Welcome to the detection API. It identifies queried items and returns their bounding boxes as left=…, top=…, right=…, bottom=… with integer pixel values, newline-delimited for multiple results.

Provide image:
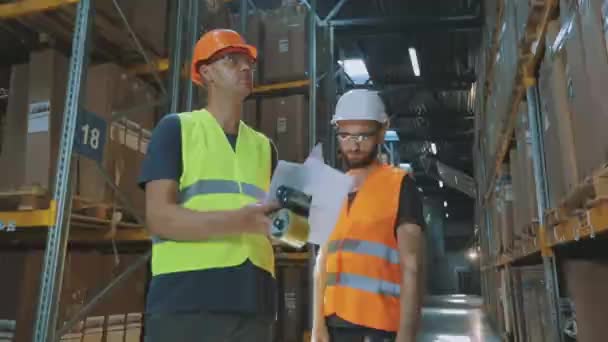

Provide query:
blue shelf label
left=74, top=110, right=107, bottom=164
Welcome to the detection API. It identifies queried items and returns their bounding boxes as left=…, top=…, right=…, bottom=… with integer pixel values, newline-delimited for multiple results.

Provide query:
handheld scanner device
left=269, top=186, right=312, bottom=248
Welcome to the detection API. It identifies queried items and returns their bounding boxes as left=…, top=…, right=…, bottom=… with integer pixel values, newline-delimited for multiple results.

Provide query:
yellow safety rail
left=492, top=200, right=608, bottom=268
left=252, top=80, right=310, bottom=94
left=0, top=0, right=78, bottom=19
left=0, top=200, right=57, bottom=229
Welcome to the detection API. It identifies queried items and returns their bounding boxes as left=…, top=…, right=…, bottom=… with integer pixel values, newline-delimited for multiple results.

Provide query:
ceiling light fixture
left=431, top=142, right=437, bottom=155
left=338, top=59, right=370, bottom=85
left=409, top=47, right=421, bottom=77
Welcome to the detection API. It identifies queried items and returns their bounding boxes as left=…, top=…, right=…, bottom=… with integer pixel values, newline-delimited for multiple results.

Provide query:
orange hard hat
left=191, top=29, right=257, bottom=85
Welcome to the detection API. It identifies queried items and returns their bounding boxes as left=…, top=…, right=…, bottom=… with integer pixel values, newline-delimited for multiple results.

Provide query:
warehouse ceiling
left=0, top=0, right=480, bottom=243
left=318, top=0, right=482, bottom=237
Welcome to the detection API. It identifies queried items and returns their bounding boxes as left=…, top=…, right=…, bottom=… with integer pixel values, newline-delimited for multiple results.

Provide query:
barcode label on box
left=277, top=117, right=287, bottom=133
left=504, top=184, right=514, bottom=201
left=279, top=39, right=289, bottom=53
left=28, top=101, right=51, bottom=133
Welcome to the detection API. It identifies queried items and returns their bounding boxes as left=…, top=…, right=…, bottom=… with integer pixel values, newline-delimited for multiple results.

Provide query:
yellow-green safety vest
left=151, top=109, right=275, bottom=277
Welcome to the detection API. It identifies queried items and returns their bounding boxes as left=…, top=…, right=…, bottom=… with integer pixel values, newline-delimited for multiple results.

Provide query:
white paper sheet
left=264, top=143, right=354, bottom=245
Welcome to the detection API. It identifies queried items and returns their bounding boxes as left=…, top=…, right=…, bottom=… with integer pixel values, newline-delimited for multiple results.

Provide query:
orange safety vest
left=324, top=164, right=406, bottom=332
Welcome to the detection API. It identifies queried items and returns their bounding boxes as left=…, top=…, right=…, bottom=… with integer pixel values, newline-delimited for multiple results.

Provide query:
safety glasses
left=336, top=130, right=379, bottom=144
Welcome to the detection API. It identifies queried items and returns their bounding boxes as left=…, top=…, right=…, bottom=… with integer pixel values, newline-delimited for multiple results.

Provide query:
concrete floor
left=418, top=295, right=501, bottom=342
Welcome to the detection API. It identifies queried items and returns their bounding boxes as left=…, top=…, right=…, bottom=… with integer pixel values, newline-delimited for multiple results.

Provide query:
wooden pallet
left=72, top=196, right=121, bottom=221
left=561, top=165, right=608, bottom=213
left=545, top=165, right=608, bottom=246
left=0, top=186, right=50, bottom=211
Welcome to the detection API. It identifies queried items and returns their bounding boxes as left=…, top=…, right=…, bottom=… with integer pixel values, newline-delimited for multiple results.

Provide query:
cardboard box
left=561, top=0, right=608, bottom=181
left=0, top=65, right=29, bottom=192
left=232, top=13, right=264, bottom=86
left=577, top=0, right=608, bottom=164
left=515, top=103, right=539, bottom=231
left=498, top=175, right=514, bottom=253
left=509, top=148, right=524, bottom=243
left=95, top=0, right=167, bottom=56
left=260, top=95, right=309, bottom=163
left=563, top=259, right=608, bottom=342
left=540, top=20, right=581, bottom=208
left=83, top=63, right=156, bottom=216
left=276, top=265, right=308, bottom=342
left=0, top=249, right=147, bottom=342
left=539, top=52, right=568, bottom=210
left=263, top=5, right=308, bottom=83
left=24, top=49, right=69, bottom=193
left=129, top=0, right=168, bottom=56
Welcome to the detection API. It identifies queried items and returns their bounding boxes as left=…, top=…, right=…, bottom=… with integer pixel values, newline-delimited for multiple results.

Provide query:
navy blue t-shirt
left=138, top=114, right=278, bottom=317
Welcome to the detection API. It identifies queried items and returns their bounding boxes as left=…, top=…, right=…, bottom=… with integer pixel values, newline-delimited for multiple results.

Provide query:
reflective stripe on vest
left=178, top=179, right=266, bottom=204
left=153, top=179, right=267, bottom=245
left=327, top=239, right=400, bottom=265
left=326, top=272, right=400, bottom=297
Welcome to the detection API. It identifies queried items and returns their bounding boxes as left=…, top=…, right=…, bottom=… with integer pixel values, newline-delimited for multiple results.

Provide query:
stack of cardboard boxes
left=233, top=4, right=324, bottom=164
left=538, top=4, right=608, bottom=341
left=539, top=6, right=608, bottom=210
left=0, top=49, right=156, bottom=217
left=0, top=249, right=148, bottom=341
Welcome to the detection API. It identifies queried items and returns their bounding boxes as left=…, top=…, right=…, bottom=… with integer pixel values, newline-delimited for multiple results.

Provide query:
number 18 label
left=75, top=111, right=107, bottom=164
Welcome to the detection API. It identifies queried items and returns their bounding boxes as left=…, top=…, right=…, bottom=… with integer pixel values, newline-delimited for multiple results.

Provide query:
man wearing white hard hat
left=312, top=89, right=426, bottom=342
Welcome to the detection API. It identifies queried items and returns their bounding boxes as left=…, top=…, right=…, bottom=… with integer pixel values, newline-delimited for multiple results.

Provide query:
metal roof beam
left=330, top=14, right=482, bottom=34
left=348, top=78, right=476, bottom=91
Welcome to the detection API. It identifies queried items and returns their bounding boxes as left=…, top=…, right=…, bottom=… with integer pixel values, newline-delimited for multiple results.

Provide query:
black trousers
left=144, top=312, right=274, bottom=342
left=328, top=326, right=396, bottom=342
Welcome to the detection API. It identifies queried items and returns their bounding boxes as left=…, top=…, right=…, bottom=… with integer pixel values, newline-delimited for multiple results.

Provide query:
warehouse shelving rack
left=0, top=0, right=430, bottom=340
left=475, top=0, right=562, bottom=340
left=476, top=0, right=608, bottom=341
left=0, top=0, right=343, bottom=341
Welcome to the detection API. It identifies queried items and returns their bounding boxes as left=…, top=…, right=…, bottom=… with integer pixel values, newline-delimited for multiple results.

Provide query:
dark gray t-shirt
left=138, top=114, right=277, bottom=317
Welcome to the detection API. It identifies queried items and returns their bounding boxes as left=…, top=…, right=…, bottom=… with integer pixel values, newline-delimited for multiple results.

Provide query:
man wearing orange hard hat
left=139, top=29, right=280, bottom=341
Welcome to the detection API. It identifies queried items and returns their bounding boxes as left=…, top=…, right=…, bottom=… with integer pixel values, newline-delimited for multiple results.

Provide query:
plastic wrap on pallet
left=509, top=148, right=524, bottom=246
left=513, top=0, right=531, bottom=43
left=515, top=102, right=539, bottom=234
left=540, top=20, right=581, bottom=210
left=497, top=171, right=514, bottom=254
left=483, top=82, right=499, bottom=170
left=484, top=0, right=501, bottom=47
left=559, top=0, right=608, bottom=182
left=495, top=0, right=519, bottom=129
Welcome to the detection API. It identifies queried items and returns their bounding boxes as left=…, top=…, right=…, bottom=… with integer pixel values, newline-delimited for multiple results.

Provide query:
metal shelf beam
left=32, top=0, right=93, bottom=340
left=0, top=0, right=78, bottom=19
left=251, top=80, right=311, bottom=94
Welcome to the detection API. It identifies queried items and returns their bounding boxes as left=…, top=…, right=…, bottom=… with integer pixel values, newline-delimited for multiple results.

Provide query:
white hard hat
left=331, top=89, right=388, bottom=125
